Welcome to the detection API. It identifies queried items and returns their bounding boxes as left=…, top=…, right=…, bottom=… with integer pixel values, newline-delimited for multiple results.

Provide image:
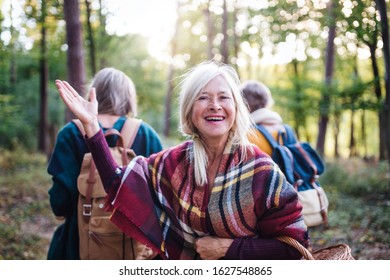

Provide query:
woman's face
left=191, top=75, right=236, bottom=144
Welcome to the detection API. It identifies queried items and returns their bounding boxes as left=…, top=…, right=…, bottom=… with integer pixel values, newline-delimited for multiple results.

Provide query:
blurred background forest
left=0, top=0, right=389, bottom=259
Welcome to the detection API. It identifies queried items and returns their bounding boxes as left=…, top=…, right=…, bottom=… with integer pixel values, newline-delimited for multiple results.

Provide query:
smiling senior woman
left=55, top=60, right=308, bottom=260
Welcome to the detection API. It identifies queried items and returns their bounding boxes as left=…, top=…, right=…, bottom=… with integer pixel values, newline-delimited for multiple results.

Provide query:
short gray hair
left=88, top=67, right=137, bottom=117
left=241, top=80, right=274, bottom=112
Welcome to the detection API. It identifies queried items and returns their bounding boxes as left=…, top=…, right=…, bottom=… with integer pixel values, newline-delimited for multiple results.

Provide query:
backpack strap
left=120, top=118, right=142, bottom=149
left=281, top=124, right=298, bottom=145
left=255, top=124, right=279, bottom=149
left=72, top=119, right=95, bottom=223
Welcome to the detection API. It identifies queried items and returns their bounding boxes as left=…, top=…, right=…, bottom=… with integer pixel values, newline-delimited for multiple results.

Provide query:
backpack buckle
left=83, top=204, right=92, bottom=216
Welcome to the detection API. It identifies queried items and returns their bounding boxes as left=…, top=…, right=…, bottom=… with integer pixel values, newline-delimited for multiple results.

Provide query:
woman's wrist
left=83, top=118, right=100, bottom=138
left=218, top=238, right=234, bottom=257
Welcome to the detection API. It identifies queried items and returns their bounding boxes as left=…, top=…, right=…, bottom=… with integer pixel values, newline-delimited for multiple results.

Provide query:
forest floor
left=0, top=150, right=389, bottom=260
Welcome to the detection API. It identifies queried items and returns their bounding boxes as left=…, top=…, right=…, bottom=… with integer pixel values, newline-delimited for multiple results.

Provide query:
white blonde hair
left=178, top=61, right=254, bottom=186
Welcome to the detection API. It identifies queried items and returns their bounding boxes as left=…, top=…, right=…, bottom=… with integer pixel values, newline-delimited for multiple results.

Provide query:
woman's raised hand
left=55, top=80, right=100, bottom=137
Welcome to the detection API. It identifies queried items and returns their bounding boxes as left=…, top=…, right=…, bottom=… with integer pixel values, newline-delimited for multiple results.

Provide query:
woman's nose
left=208, top=98, right=222, bottom=110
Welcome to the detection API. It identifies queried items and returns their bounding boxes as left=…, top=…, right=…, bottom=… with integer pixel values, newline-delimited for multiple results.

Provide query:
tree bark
left=333, top=113, right=340, bottom=158
left=316, top=0, right=336, bottom=157
left=163, top=1, right=181, bottom=137
left=375, top=0, right=390, bottom=166
left=9, top=0, right=16, bottom=86
left=63, top=0, right=86, bottom=122
left=368, top=43, right=387, bottom=160
left=85, top=0, right=97, bottom=75
left=38, top=0, right=49, bottom=157
left=204, top=1, right=214, bottom=60
left=221, top=0, right=228, bottom=63
left=349, top=110, right=357, bottom=157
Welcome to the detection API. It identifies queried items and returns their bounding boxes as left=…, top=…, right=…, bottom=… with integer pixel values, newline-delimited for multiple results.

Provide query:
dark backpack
left=256, top=124, right=329, bottom=227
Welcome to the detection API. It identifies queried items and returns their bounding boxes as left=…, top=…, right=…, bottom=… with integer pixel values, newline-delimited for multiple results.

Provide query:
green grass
left=310, top=158, right=390, bottom=259
left=0, top=148, right=389, bottom=259
left=0, top=148, right=60, bottom=260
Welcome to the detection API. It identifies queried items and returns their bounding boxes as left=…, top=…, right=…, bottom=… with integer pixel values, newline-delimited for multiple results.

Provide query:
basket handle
left=276, top=236, right=315, bottom=260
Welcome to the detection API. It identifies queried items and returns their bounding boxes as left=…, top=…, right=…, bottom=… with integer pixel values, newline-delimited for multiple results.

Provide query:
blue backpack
left=256, top=124, right=329, bottom=227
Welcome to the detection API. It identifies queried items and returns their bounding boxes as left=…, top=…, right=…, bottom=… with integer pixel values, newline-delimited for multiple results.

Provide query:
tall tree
left=84, top=0, right=96, bottom=75
left=317, top=0, right=336, bottom=156
left=63, top=0, right=86, bottom=121
left=163, top=1, right=181, bottom=137
left=38, top=0, right=49, bottom=156
left=9, top=0, right=17, bottom=86
left=221, top=0, right=228, bottom=63
left=343, top=0, right=386, bottom=159
left=375, top=0, right=390, bottom=166
left=204, top=0, right=214, bottom=60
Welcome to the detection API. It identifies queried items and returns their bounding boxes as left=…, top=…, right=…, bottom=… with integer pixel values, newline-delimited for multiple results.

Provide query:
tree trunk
left=232, top=2, right=239, bottom=72
left=361, top=110, right=367, bottom=158
left=204, top=1, right=214, bottom=60
left=38, top=0, right=49, bottom=157
left=85, top=0, right=97, bottom=75
left=333, top=113, right=340, bottom=158
left=316, top=0, right=336, bottom=157
left=63, top=0, right=86, bottom=122
left=368, top=43, right=387, bottom=159
left=375, top=0, right=390, bottom=166
left=9, top=0, right=16, bottom=86
left=221, top=0, right=228, bottom=63
left=163, top=1, right=181, bottom=137
left=97, top=0, right=107, bottom=68
left=349, top=110, right=357, bottom=157
left=291, top=59, right=303, bottom=140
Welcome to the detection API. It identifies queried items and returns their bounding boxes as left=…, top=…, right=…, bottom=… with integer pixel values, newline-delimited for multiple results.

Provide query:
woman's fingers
left=89, top=87, right=96, bottom=103
left=62, top=81, right=81, bottom=98
left=55, top=80, right=84, bottom=116
left=55, top=80, right=79, bottom=99
left=55, top=80, right=72, bottom=104
left=55, top=79, right=97, bottom=115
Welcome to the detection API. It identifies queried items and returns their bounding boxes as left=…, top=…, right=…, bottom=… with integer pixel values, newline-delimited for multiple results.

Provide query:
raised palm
left=55, top=80, right=98, bottom=125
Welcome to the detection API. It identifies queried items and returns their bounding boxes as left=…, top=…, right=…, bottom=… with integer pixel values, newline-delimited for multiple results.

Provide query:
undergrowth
left=311, top=157, right=390, bottom=259
left=0, top=147, right=59, bottom=260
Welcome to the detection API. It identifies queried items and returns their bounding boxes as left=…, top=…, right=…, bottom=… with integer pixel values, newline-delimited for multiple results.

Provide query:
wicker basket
left=277, top=236, right=355, bottom=260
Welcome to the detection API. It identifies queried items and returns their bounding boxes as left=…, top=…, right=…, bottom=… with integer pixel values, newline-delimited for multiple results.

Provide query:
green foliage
left=0, top=145, right=46, bottom=173
left=320, top=158, right=390, bottom=200
left=0, top=77, right=39, bottom=150
left=89, top=33, right=170, bottom=133
left=0, top=0, right=388, bottom=161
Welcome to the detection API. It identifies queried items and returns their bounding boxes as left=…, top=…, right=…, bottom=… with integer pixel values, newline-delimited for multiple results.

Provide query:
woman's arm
left=194, top=236, right=233, bottom=260
left=84, top=129, right=121, bottom=192
left=195, top=157, right=308, bottom=260
left=222, top=164, right=308, bottom=260
left=195, top=234, right=303, bottom=260
left=55, top=80, right=119, bottom=192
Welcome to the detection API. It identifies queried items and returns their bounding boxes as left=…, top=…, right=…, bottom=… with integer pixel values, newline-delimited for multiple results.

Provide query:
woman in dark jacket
left=47, top=67, right=163, bottom=259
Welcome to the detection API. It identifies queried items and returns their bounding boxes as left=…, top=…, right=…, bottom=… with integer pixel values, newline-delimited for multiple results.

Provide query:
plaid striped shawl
left=105, top=140, right=306, bottom=260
